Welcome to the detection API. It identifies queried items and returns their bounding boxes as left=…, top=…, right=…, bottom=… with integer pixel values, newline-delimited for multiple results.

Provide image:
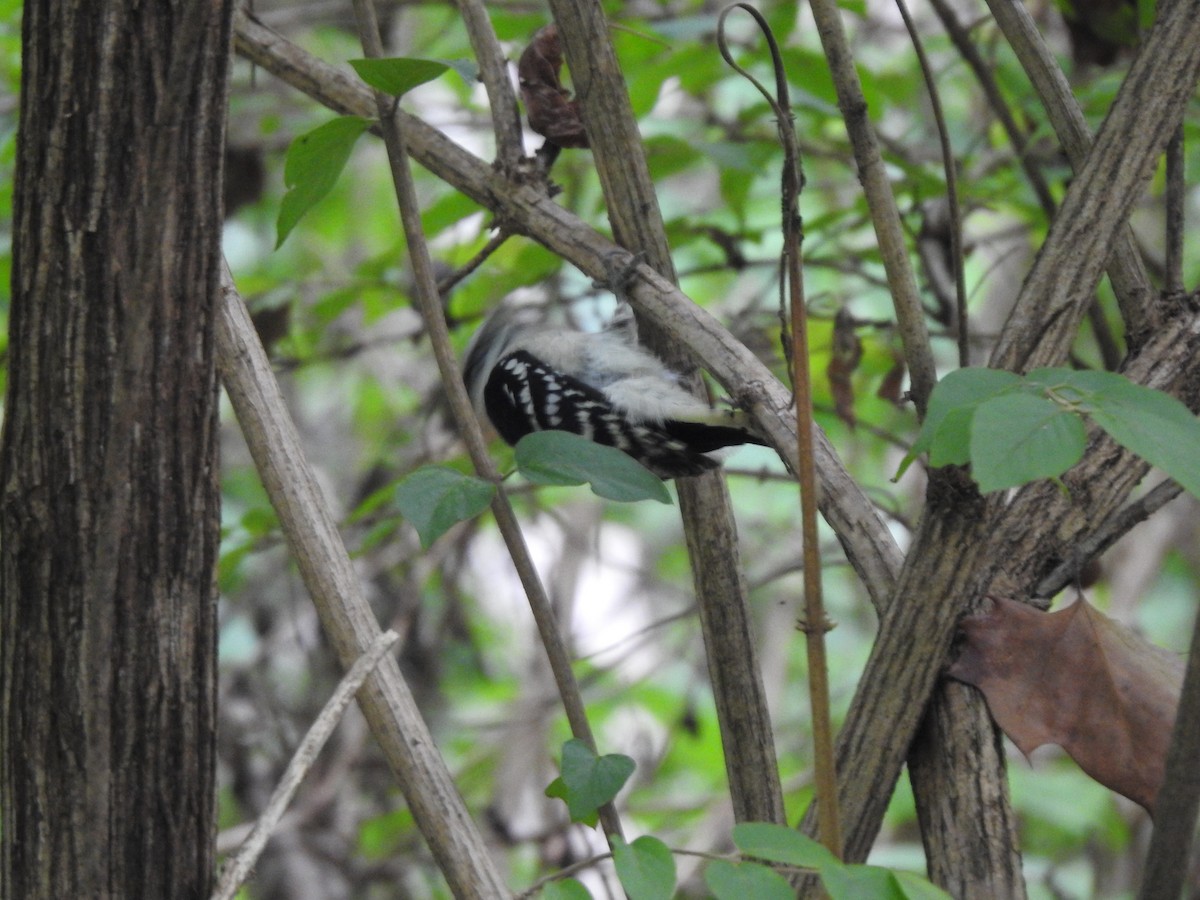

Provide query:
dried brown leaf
left=876, top=350, right=906, bottom=406
left=826, top=308, right=862, bottom=428
left=517, top=24, right=588, bottom=149
left=948, top=596, right=1184, bottom=814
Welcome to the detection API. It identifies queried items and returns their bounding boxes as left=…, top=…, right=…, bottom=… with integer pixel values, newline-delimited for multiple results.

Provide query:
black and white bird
left=462, top=303, right=766, bottom=479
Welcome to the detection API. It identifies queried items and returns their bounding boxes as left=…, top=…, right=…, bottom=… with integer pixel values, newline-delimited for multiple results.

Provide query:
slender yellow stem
left=718, top=2, right=843, bottom=857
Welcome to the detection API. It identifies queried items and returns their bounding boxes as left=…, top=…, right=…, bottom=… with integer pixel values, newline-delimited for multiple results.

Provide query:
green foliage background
left=3, top=0, right=1199, bottom=896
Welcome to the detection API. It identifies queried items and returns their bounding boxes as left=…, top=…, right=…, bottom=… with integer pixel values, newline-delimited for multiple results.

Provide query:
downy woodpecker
left=462, top=303, right=766, bottom=478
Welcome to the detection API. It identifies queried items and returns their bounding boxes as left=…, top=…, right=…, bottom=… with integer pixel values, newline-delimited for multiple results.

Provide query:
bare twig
left=892, top=0, right=968, bottom=366
left=349, top=0, right=624, bottom=847
left=1034, top=478, right=1184, bottom=599
left=454, top=0, right=526, bottom=173
left=216, top=267, right=509, bottom=897
left=211, top=631, right=400, bottom=900
left=806, top=0, right=936, bottom=413
left=718, top=1, right=842, bottom=855
left=983, top=0, right=1168, bottom=347
left=438, top=229, right=513, bottom=298
left=927, top=0, right=1056, bottom=216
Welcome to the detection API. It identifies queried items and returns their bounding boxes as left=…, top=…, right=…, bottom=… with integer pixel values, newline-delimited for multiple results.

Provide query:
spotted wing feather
left=483, top=351, right=721, bottom=478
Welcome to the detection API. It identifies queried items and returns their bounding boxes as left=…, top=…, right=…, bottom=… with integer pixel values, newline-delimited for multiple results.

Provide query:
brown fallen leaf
left=947, top=595, right=1185, bottom=815
left=517, top=24, right=588, bottom=149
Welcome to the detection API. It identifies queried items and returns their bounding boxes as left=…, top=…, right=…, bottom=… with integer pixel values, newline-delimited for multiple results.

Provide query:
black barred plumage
left=463, top=304, right=767, bottom=479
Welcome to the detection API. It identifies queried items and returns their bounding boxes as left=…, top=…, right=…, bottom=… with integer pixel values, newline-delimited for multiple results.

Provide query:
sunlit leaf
left=1058, top=370, right=1200, bottom=501
left=895, top=367, right=1020, bottom=479
left=551, top=739, right=636, bottom=823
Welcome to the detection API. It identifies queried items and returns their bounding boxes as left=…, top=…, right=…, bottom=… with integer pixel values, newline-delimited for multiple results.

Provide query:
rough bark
left=0, top=1, right=232, bottom=897
left=800, top=307, right=1200, bottom=878
left=909, top=685, right=1024, bottom=898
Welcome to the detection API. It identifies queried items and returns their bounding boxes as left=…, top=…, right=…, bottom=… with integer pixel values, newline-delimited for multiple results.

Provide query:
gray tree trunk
left=1, top=1, right=233, bottom=896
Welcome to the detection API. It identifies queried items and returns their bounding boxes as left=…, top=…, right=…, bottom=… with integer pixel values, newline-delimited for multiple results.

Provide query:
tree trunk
left=1, top=1, right=232, bottom=897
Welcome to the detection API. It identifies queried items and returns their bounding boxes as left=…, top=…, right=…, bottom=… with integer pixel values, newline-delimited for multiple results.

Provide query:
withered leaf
left=826, top=307, right=862, bottom=428
left=517, top=24, right=588, bottom=149
left=948, top=596, right=1184, bottom=815
left=876, top=350, right=906, bottom=406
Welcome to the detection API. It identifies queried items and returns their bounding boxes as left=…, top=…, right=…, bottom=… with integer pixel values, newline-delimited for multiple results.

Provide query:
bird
left=462, top=302, right=766, bottom=479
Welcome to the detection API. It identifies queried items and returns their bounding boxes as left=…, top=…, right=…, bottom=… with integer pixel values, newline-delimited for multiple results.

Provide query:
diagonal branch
left=232, top=9, right=904, bottom=610
left=216, top=267, right=510, bottom=898
left=983, top=0, right=1159, bottom=342
left=988, top=0, right=1200, bottom=371
left=212, top=631, right=400, bottom=900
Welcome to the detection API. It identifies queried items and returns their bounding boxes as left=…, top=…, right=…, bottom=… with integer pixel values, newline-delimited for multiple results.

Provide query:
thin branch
left=806, top=0, right=937, bottom=414
left=983, top=0, right=1172, bottom=350
left=892, top=0, right=969, bottom=366
left=1138, top=601, right=1200, bottom=899
left=349, top=0, right=624, bottom=847
left=927, top=0, right=1056, bottom=217
left=211, top=631, right=400, bottom=900
left=1034, top=478, right=1184, bottom=600
left=454, top=0, right=527, bottom=173
left=719, top=1, right=841, bottom=855
left=216, top=266, right=510, bottom=896
left=438, top=229, right=513, bottom=298
left=1165, top=123, right=1185, bottom=296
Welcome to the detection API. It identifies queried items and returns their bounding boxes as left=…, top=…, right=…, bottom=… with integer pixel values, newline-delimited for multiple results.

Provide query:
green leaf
left=543, top=776, right=601, bottom=827
left=393, top=465, right=495, bottom=548
left=612, top=836, right=676, bottom=900
left=705, top=859, right=794, bottom=900
left=1057, top=370, right=1200, bottom=501
left=821, top=864, right=905, bottom=900
left=514, top=431, right=672, bottom=504
left=541, top=878, right=593, bottom=900
left=969, top=393, right=1086, bottom=492
left=276, top=116, right=371, bottom=248
left=731, top=822, right=837, bottom=869
left=553, top=739, right=636, bottom=823
left=893, top=870, right=955, bottom=900
left=896, top=368, right=1021, bottom=479
left=349, top=57, right=450, bottom=96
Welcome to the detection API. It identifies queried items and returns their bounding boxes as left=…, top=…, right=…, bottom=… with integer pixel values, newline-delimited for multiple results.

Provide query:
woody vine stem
left=718, top=4, right=844, bottom=857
